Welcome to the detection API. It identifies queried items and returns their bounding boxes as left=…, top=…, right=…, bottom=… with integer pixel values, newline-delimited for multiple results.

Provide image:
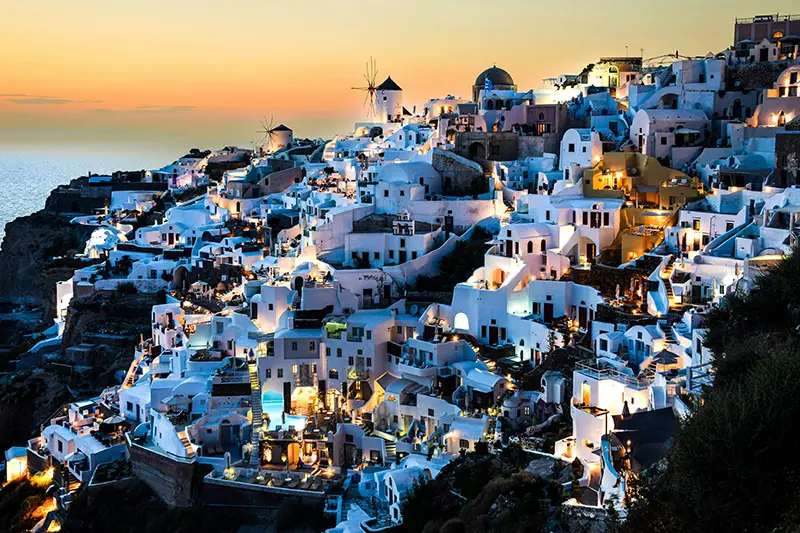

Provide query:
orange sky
left=2, top=1, right=798, bottom=151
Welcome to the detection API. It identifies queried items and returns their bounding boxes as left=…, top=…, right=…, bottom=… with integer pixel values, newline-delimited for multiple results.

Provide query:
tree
left=624, top=249, right=800, bottom=533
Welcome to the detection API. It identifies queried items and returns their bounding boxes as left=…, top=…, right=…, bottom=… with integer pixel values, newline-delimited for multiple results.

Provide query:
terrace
left=575, top=361, right=651, bottom=390
left=206, top=465, right=341, bottom=493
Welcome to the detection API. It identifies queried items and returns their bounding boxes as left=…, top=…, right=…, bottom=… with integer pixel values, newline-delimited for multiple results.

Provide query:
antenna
left=352, top=57, right=379, bottom=119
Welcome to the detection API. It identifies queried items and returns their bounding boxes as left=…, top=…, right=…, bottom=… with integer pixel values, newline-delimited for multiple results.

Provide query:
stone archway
left=468, top=142, right=486, bottom=160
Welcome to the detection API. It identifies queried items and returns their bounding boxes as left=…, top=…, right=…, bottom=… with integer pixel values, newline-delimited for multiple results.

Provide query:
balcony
left=575, top=362, right=650, bottom=390
left=294, top=372, right=318, bottom=388
left=347, top=368, right=370, bottom=380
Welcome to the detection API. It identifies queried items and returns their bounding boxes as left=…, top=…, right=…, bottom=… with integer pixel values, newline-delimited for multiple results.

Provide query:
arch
left=236, top=201, right=241, bottom=214
left=581, top=380, right=591, bottom=406
left=329, top=369, right=339, bottom=380
left=732, top=99, right=743, bottom=120
left=489, top=268, right=506, bottom=288
left=453, top=312, right=470, bottom=331
left=540, top=239, right=547, bottom=253
left=519, top=338, right=525, bottom=346
left=527, top=241, right=534, bottom=253
left=538, top=112, right=545, bottom=121
left=293, top=276, right=304, bottom=292
left=486, top=100, right=495, bottom=110
left=778, top=111, right=787, bottom=127
left=468, top=142, right=486, bottom=160
left=172, top=265, right=190, bottom=291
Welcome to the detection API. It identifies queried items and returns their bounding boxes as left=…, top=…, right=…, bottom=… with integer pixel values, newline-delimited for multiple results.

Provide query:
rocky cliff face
left=61, top=290, right=162, bottom=350
left=0, top=211, right=93, bottom=315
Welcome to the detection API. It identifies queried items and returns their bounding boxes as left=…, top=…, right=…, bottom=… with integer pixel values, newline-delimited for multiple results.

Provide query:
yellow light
left=30, top=467, right=54, bottom=488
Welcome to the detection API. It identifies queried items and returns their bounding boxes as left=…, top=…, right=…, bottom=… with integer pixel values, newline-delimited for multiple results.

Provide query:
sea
left=0, top=142, right=181, bottom=244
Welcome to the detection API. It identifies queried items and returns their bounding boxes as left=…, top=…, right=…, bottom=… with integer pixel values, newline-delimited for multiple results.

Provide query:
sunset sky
left=2, top=1, right=798, bottom=152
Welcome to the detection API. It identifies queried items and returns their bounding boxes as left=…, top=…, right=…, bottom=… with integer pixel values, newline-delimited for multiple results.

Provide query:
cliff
left=0, top=211, right=93, bottom=314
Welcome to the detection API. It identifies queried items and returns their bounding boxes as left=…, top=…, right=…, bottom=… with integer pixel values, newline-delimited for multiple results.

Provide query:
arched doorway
left=172, top=265, right=190, bottom=291
left=468, top=142, right=486, bottom=160
left=293, top=276, right=304, bottom=293
left=489, top=268, right=506, bottom=289
left=453, top=312, right=470, bottom=331
left=732, top=99, right=743, bottom=120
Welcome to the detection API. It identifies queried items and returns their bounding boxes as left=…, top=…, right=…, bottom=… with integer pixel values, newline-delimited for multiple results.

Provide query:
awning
left=65, top=451, right=87, bottom=463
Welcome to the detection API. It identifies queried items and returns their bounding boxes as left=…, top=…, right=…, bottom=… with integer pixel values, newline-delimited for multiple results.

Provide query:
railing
left=575, top=362, right=650, bottom=389
left=347, top=368, right=370, bottom=380
left=735, top=14, right=800, bottom=24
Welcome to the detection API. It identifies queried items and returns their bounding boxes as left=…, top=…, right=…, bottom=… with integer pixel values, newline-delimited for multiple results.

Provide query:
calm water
left=0, top=143, right=180, bottom=243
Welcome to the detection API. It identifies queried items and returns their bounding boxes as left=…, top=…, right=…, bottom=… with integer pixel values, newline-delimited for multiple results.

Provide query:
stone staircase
left=248, top=362, right=263, bottom=467
left=661, top=257, right=676, bottom=306
left=663, top=326, right=677, bottom=345
left=121, top=351, right=147, bottom=389
left=177, top=430, right=196, bottom=459
left=384, top=441, right=397, bottom=465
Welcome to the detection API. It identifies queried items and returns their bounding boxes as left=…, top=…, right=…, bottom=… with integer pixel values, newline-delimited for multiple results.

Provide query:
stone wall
left=127, top=438, right=208, bottom=508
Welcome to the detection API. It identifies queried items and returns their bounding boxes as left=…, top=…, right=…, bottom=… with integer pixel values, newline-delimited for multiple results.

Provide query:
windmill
left=352, top=57, right=379, bottom=119
left=257, top=115, right=279, bottom=153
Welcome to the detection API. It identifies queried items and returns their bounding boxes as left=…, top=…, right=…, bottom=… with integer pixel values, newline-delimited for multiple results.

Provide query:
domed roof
left=474, top=66, right=515, bottom=87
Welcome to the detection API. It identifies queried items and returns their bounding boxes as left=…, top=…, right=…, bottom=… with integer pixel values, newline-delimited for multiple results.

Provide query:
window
left=661, top=137, right=667, bottom=146
left=268, top=303, right=274, bottom=311
left=265, top=369, right=272, bottom=378
left=459, top=439, right=470, bottom=450
left=693, top=219, right=701, bottom=231
left=309, top=341, right=316, bottom=350
left=791, top=72, right=798, bottom=84
left=603, top=212, right=610, bottom=226
left=481, top=325, right=487, bottom=337
left=366, top=330, right=372, bottom=340
left=411, top=251, right=418, bottom=259
left=399, top=190, right=405, bottom=197
left=277, top=369, right=283, bottom=378
left=348, top=356, right=354, bottom=365
left=726, top=221, right=734, bottom=232
left=329, top=369, right=338, bottom=379
left=428, top=408, right=435, bottom=417
left=582, top=146, right=587, bottom=153
left=292, top=364, right=298, bottom=374
left=337, top=348, right=342, bottom=357
left=545, top=210, right=551, bottom=221
left=373, top=252, right=380, bottom=260
left=396, top=326, right=402, bottom=334
left=58, top=440, right=63, bottom=453
left=388, top=250, right=394, bottom=259
left=383, top=190, right=389, bottom=197
left=568, top=143, right=575, bottom=153
left=367, top=358, right=372, bottom=367
left=400, top=238, right=406, bottom=248
left=582, top=212, right=588, bottom=226
left=527, top=241, right=533, bottom=253
left=326, top=347, right=331, bottom=356
left=532, top=302, right=541, bottom=314
left=291, top=341, right=298, bottom=351
left=599, top=339, right=608, bottom=351
left=251, top=303, right=258, bottom=319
